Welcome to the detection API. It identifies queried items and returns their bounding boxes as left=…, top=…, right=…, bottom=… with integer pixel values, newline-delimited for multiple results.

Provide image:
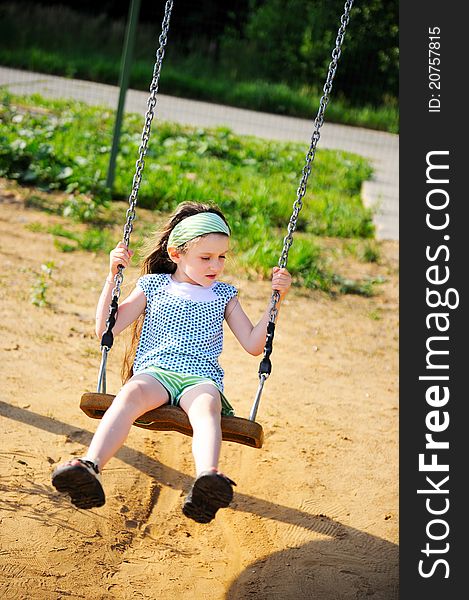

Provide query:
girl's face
left=169, top=233, right=230, bottom=287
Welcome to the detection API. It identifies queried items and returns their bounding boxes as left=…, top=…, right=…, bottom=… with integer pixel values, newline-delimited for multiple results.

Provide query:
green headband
left=167, top=212, right=230, bottom=248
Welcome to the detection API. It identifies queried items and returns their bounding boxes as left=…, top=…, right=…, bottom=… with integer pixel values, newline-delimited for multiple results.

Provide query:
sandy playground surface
left=0, top=179, right=398, bottom=599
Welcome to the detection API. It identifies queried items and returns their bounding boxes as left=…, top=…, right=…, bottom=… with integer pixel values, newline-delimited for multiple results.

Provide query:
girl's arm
left=95, top=242, right=146, bottom=339
left=225, top=267, right=292, bottom=356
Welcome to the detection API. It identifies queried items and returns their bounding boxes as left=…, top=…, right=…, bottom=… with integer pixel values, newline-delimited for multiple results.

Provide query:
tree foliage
left=221, top=0, right=398, bottom=105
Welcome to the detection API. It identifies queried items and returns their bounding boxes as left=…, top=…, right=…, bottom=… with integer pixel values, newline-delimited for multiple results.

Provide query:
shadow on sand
left=0, top=401, right=398, bottom=599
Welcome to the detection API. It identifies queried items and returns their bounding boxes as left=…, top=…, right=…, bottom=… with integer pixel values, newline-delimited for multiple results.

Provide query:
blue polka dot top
left=134, top=273, right=238, bottom=390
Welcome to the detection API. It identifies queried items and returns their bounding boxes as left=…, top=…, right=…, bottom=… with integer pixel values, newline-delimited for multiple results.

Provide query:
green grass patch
left=342, top=239, right=382, bottom=263
left=361, top=241, right=381, bottom=263
left=25, top=221, right=114, bottom=253
left=5, top=91, right=377, bottom=295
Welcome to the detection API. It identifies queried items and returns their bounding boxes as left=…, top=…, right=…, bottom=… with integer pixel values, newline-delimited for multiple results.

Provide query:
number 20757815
left=428, top=26, right=441, bottom=113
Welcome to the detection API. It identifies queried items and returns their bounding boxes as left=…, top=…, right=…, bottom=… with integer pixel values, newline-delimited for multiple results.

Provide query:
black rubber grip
left=100, top=296, right=118, bottom=349
left=258, top=321, right=275, bottom=376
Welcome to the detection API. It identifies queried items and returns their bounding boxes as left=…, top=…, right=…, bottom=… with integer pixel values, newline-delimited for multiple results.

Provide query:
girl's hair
left=121, top=201, right=229, bottom=384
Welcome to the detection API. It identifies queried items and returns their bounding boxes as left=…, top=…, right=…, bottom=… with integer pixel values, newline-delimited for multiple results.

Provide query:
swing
left=80, top=0, right=354, bottom=449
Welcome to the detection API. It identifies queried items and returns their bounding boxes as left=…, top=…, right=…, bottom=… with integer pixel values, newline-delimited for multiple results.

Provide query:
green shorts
left=137, top=365, right=235, bottom=417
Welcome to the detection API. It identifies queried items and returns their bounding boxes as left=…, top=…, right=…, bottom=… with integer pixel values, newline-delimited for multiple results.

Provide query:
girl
left=52, top=201, right=292, bottom=523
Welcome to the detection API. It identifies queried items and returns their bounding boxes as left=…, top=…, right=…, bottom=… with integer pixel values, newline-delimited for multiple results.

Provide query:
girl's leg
left=53, top=374, right=169, bottom=509
left=178, top=383, right=222, bottom=475
left=179, top=384, right=235, bottom=523
left=85, top=374, right=169, bottom=470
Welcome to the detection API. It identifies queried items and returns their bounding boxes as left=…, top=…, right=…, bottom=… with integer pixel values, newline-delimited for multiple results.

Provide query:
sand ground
left=0, top=180, right=398, bottom=599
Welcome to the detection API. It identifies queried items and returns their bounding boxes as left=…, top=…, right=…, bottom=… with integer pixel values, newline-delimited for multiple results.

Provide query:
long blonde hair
left=121, top=201, right=230, bottom=384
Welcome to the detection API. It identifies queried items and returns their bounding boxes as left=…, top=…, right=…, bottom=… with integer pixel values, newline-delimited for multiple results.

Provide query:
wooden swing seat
left=80, top=392, right=264, bottom=449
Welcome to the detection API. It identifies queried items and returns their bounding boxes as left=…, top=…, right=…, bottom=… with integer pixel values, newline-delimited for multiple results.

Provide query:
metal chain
left=269, top=0, right=354, bottom=323
left=109, top=0, right=174, bottom=302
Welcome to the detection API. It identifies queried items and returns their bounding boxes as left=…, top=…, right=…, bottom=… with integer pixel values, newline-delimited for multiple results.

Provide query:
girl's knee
left=118, top=378, right=143, bottom=399
left=180, top=385, right=222, bottom=417
left=115, top=376, right=167, bottom=414
left=114, top=383, right=143, bottom=414
left=199, top=392, right=222, bottom=414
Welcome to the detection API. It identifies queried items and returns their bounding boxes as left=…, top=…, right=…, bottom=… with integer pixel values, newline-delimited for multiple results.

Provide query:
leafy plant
left=31, top=261, right=55, bottom=307
left=62, top=193, right=108, bottom=223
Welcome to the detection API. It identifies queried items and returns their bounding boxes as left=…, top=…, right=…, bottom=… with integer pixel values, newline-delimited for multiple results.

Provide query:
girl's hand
left=109, top=242, right=134, bottom=277
left=272, top=267, right=292, bottom=299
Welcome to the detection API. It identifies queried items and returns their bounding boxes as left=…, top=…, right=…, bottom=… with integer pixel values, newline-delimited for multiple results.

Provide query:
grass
left=2, top=91, right=379, bottom=295
left=25, top=221, right=115, bottom=254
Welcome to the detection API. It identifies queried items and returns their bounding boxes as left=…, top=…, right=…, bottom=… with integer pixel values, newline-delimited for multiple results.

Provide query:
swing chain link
left=252, top=0, right=354, bottom=418
left=98, top=0, right=173, bottom=389
left=271, top=0, right=354, bottom=323
left=109, top=0, right=174, bottom=303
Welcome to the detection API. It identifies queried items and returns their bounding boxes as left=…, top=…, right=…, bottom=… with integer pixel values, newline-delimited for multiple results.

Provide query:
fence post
left=106, top=0, right=142, bottom=191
